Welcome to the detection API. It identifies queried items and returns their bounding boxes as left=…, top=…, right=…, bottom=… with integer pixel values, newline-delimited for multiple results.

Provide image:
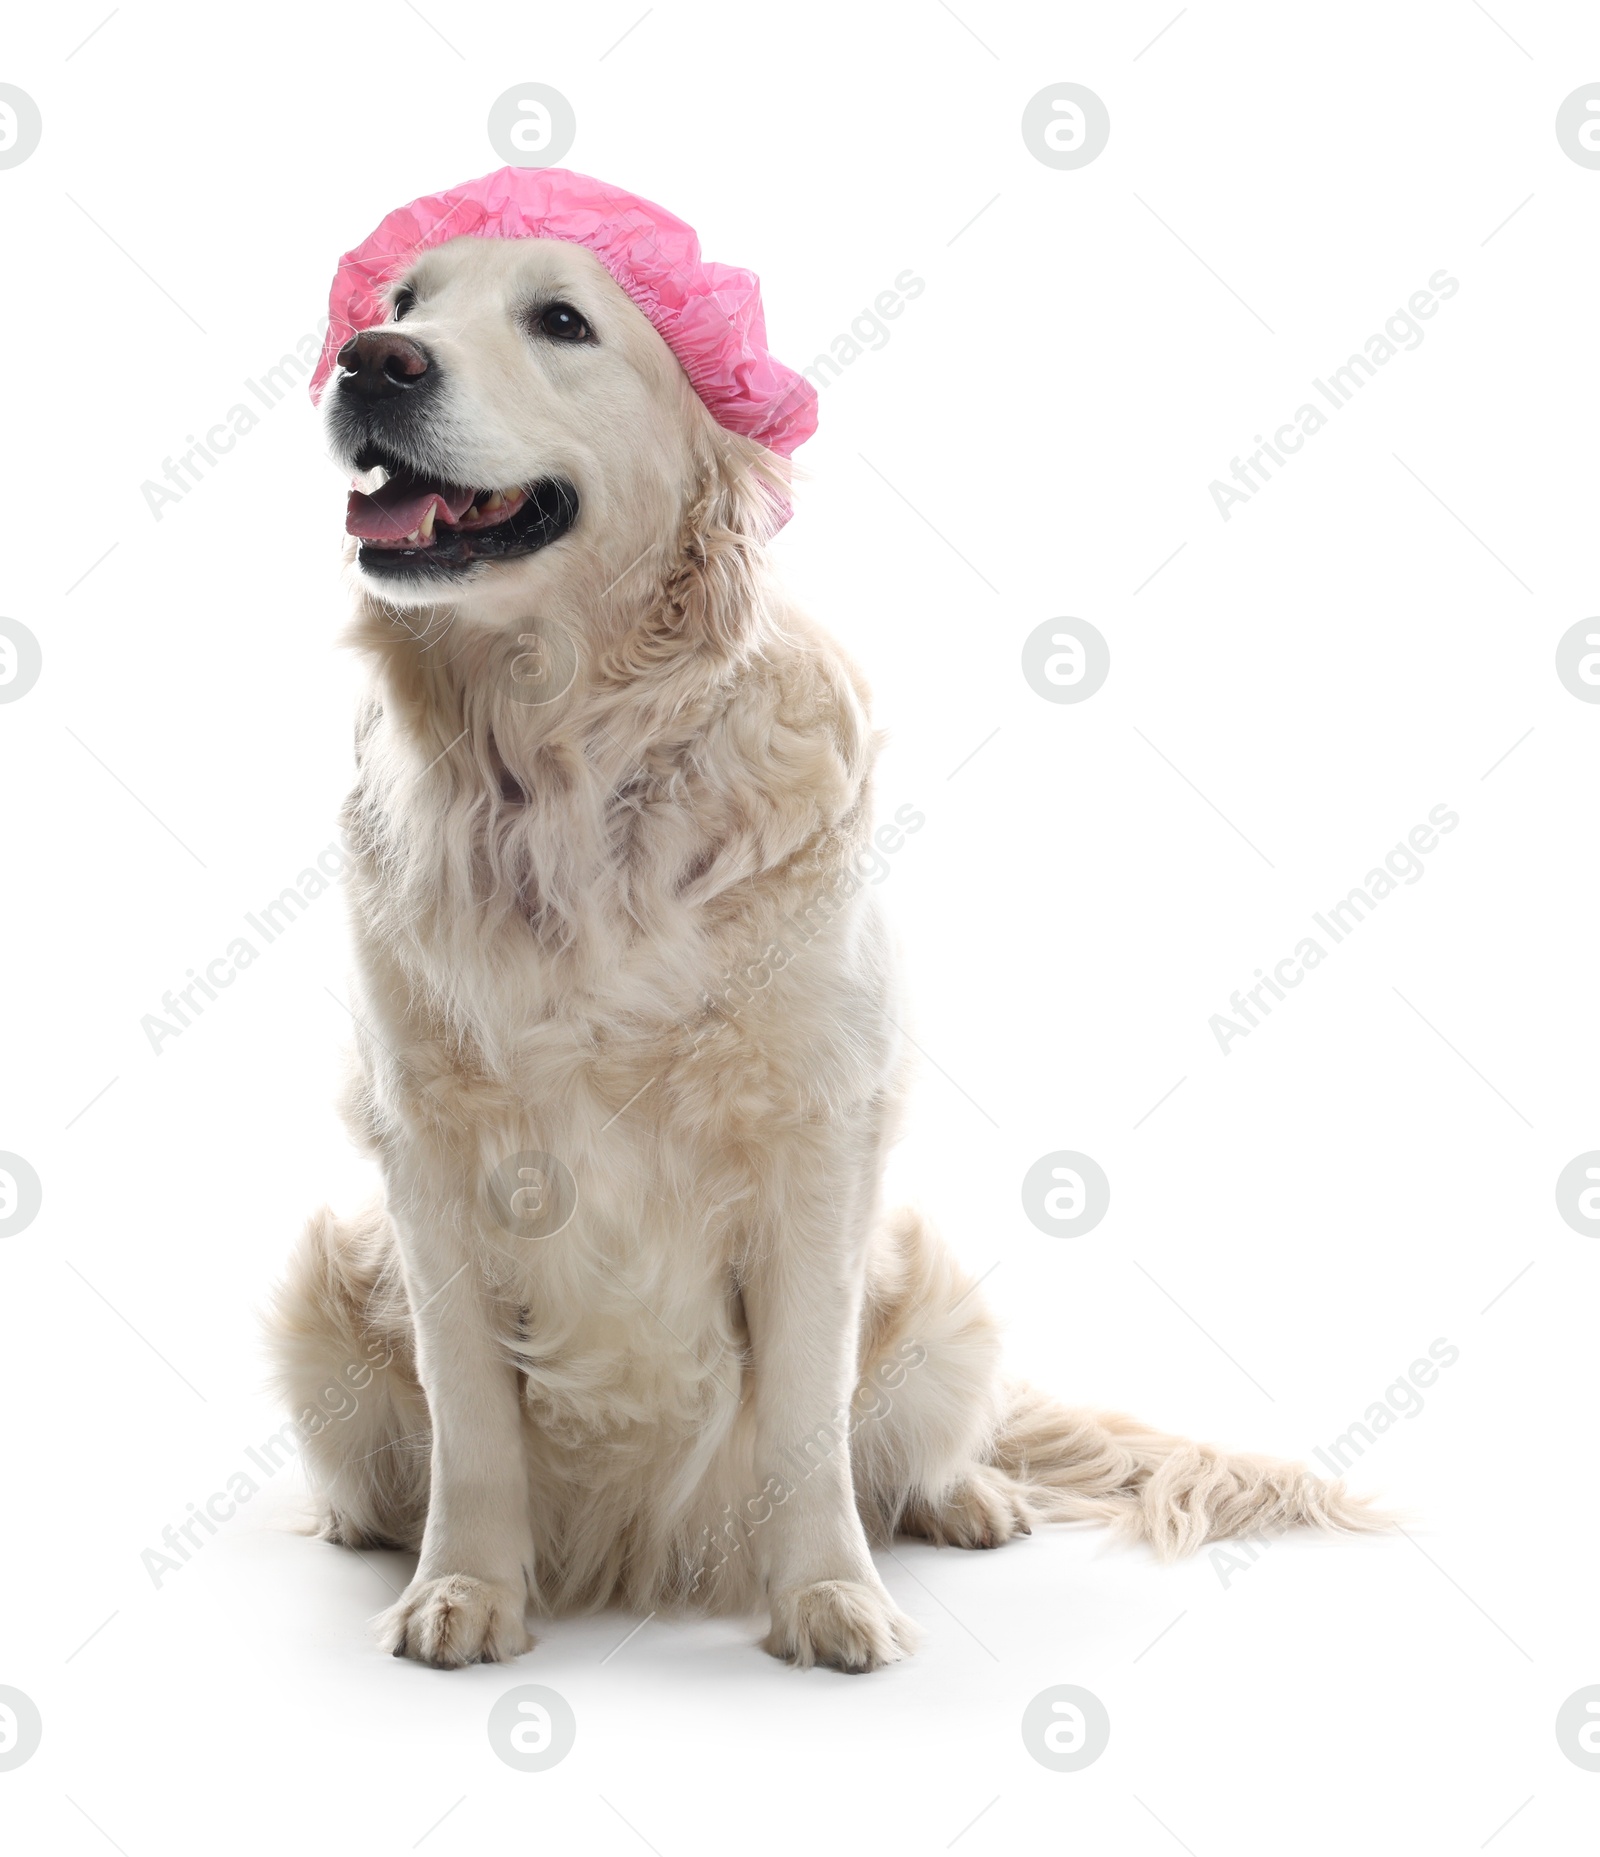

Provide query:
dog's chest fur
left=339, top=649, right=890, bottom=1440
left=346, top=633, right=875, bottom=1078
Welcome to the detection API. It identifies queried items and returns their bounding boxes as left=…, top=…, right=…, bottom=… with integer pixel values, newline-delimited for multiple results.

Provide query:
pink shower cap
left=308, top=166, right=818, bottom=459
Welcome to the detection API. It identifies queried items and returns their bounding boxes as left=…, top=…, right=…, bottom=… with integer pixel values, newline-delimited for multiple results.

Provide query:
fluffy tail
left=988, top=1382, right=1388, bottom=1560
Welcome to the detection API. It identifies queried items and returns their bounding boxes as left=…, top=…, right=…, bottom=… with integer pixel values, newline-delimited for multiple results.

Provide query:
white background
left=2, top=1, right=1596, bottom=1850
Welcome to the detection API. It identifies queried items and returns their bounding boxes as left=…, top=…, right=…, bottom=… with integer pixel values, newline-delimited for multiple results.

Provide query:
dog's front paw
left=762, top=1578, right=920, bottom=1673
left=379, top=1574, right=532, bottom=1668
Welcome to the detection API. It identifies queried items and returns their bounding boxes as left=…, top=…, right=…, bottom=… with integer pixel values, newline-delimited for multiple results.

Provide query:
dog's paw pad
left=378, top=1574, right=532, bottom=1668
left=762, top=1579, right=919, bottom=1673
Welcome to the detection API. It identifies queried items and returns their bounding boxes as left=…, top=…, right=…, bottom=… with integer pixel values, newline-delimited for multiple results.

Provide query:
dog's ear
left=600, top=429, right=792, bottom=683
left=660, top=430, right=790, bottom=654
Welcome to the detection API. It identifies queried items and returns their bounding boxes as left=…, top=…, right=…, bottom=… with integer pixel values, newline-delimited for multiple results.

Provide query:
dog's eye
left=391, top=287, right=417, bottom=322
left=538, top=302, right=592, bottom=343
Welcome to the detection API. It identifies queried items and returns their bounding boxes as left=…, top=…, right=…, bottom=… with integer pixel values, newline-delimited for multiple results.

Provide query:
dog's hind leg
left=851, top=1208, right=1024, bottom=1548
left=853, top=1207, right=1386, bottom=1557
left=268, top=1200, right=431, bottom=1552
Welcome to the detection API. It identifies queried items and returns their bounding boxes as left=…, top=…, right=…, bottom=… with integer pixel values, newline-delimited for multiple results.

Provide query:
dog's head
left=325, top=235, right=775, bottom=630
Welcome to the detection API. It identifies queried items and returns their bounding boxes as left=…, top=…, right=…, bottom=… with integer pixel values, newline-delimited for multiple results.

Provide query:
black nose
left=335, top=330, right=433, bottom=402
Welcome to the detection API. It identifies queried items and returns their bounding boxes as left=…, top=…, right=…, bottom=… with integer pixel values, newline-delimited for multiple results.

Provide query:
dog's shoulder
left=724, top=602, right=877, bottom=826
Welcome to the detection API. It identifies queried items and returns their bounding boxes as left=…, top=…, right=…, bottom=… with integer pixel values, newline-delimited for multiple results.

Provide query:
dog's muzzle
left=326, top=334, right=579, bottom=581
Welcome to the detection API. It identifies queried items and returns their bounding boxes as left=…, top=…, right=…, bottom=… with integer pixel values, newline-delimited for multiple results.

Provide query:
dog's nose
left=335, top=330, right=433, bottom=401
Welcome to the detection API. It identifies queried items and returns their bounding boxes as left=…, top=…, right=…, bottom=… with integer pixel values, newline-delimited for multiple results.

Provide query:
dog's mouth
left=346, top=455, right=579, bottom=578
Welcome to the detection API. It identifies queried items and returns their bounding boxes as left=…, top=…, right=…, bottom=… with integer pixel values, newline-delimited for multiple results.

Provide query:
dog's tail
left=987, top=1383, right=1388, bottom=1559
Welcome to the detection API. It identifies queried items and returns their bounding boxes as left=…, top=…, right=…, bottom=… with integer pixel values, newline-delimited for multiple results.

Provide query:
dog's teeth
left=480, top=489, right=505, bottom=515
left=418, top=505, right=436, bottom=542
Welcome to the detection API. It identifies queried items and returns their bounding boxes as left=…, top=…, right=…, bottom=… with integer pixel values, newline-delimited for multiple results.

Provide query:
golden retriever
left=270, top=231, right=1379, bottom=1672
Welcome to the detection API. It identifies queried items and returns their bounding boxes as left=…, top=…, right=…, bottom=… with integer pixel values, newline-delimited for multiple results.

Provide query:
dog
left=270, top=221, right=1380, bottom=1673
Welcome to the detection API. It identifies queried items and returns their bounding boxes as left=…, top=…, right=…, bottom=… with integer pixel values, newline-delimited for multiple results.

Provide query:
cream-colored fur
left=270, top=235, right=1381, bottom=1672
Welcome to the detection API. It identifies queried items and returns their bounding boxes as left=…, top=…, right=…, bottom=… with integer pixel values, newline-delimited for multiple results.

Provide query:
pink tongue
left=346, top=479, right=476, bottom=541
